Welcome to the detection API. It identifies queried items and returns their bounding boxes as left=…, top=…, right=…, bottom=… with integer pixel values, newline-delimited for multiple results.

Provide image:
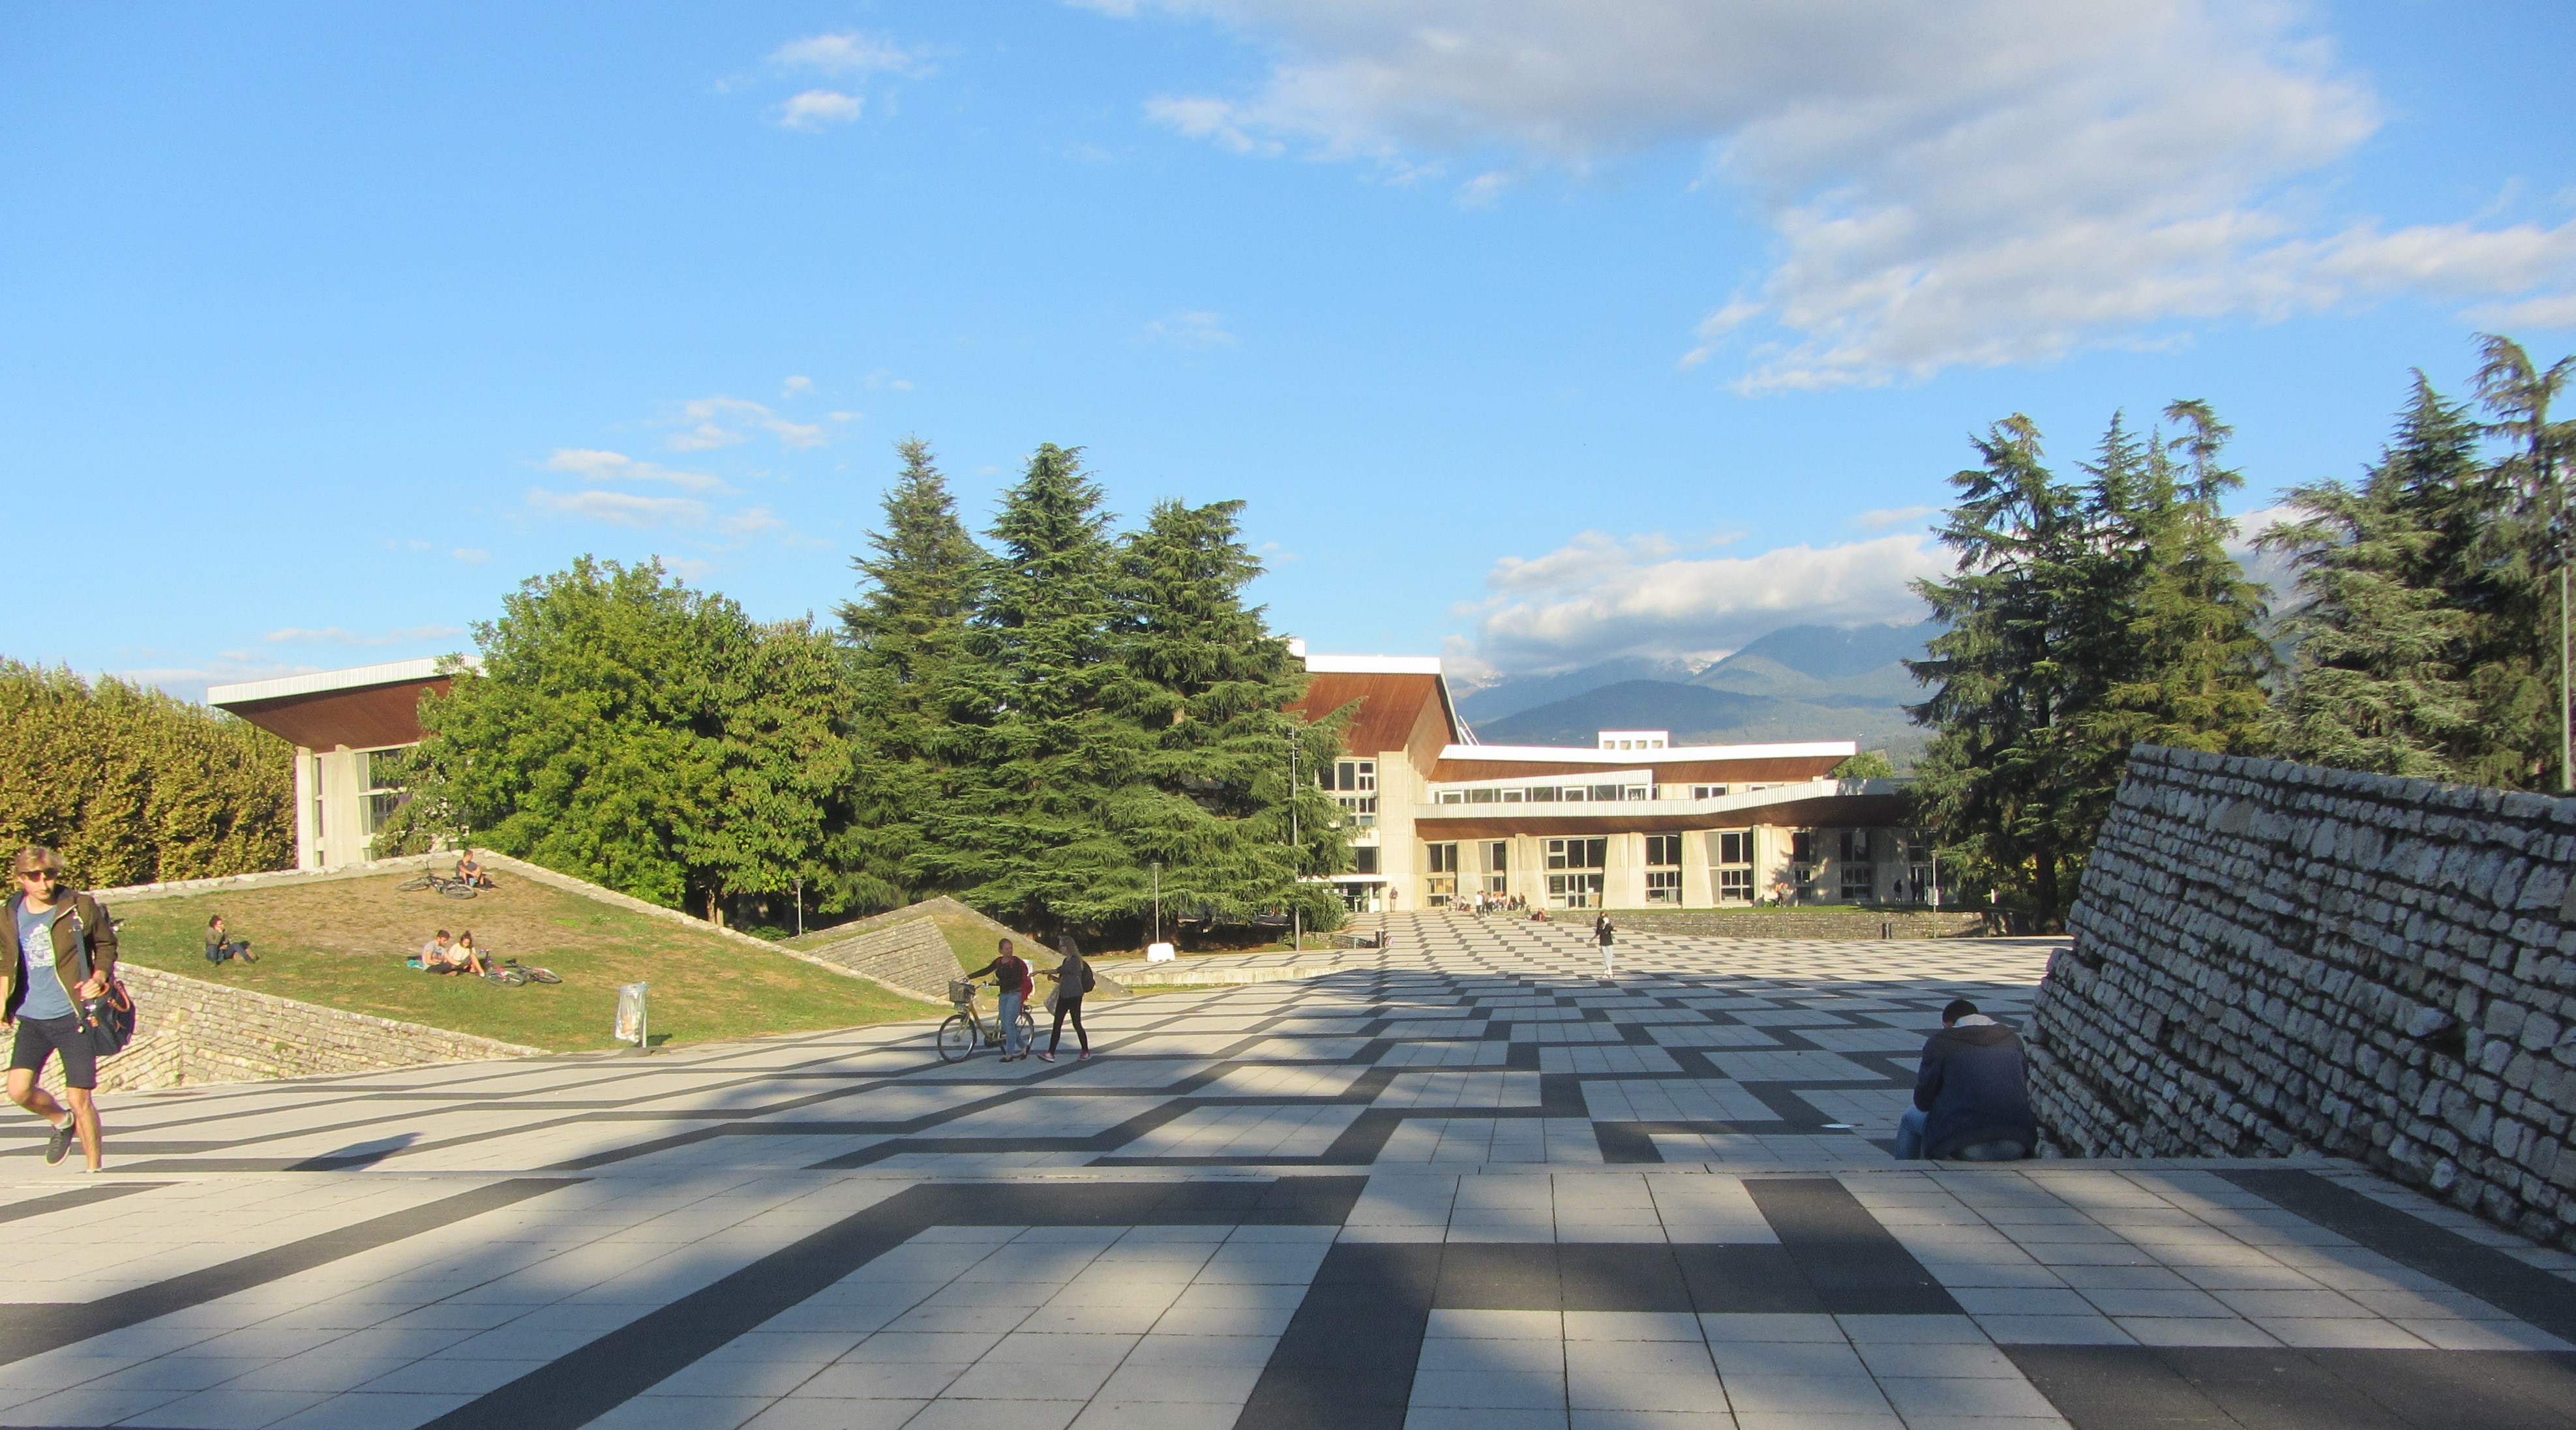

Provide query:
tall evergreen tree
left=1107, top=498, right=1346, bottom=931
left=2264, top=379, right=2488, bottom=779
left=2470, top=335, right=2576, bottom=789
left=1908, top=415, right=2121, bottom=930
left=920, top=445, right=1143, bottom=932
left=835, top=440, right=987, bottom=910
left=2089, top=400, right=2275, bottom=755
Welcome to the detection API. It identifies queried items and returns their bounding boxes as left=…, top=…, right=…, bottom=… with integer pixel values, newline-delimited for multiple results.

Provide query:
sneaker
left=1078, top=1050, right=1092, bottom=1060
left=43, top=1121, right=70, bottom=1166
left=1038, top=1052, right=1056, bottom=1063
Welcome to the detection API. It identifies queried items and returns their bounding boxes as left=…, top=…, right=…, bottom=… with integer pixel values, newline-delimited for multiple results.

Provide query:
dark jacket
left=1913, top=1019, right=2035, bottom=1158
left=3, top=891, right=117, bottom=1022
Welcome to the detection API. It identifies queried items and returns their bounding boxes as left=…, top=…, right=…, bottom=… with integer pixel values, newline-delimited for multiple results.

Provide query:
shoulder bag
left=68, top=898, right=137, bottom=1058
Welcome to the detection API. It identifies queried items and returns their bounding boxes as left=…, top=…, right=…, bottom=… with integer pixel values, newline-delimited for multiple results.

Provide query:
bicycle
left=482, top=960, right=561, bottom=987
left=395, top=872, right=480, bottom=900
left=936, top=979, right=1035, bottom=1063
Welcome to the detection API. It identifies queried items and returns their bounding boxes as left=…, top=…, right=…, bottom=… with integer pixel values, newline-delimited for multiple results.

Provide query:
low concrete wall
left=795, top=917, right=959, bottom=1002
left=68, top=965, right=541, bottom=1094
left=1597, top=908, right=1990, bottom=939
left=2031, top=745, right=2576, bottom=1249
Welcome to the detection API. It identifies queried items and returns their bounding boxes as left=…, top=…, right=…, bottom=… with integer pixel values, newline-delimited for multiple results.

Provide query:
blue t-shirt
left=14, top=902, right=75, bottom=1022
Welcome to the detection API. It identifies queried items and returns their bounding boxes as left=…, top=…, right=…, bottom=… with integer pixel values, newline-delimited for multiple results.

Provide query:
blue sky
left=7, top=1, right=2575, bottom=698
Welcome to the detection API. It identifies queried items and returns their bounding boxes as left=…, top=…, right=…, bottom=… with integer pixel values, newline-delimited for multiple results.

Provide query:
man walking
left=5, top=848, right=112, bottom=1171
left=1594, top=911, right=1616, bottom=978
left=965, top=938, right=1035, bottom=1062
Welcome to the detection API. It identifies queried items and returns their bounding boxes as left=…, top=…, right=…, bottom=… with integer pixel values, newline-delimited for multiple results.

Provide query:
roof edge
left=208, top=655, right=476, bottom=708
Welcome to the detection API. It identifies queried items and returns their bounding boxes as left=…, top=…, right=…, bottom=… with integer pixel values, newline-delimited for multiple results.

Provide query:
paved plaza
left=0, top=914, right=2568, bottom=1428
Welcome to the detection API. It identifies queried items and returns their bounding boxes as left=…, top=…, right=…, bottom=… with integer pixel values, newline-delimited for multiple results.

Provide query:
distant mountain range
left=1457, top=620, right=1939, bottom=765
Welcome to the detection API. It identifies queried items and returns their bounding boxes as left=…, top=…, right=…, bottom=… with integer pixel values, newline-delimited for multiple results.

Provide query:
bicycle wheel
left=523, top=966, right=561, bottom=985
left=440, top=884, right=478, bottom=900
left=395, top=876, right=434, bottom=892
left=1013, top=1006, right=1036, bottom=1051
left=936, top=1013, right=976, bottom=1063
left=487, top=967, right=529, bottom=987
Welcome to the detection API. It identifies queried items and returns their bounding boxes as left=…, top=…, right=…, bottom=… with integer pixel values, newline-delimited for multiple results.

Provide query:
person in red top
left=965, top=938, right=1036, bottom=1062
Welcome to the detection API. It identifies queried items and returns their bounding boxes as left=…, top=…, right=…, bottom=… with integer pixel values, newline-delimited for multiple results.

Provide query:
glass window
left=1841, top=863, right=1876, bottom=902
left=1691, top=784, right=1731, bottom=800
left=1427, top=843, right=1460, bottom=873
left=1546, top=837, right=1607, bottom=870
left=1646, top=869, right=1682, bottom=904
left=1326, top=760, right=1377, bottom=792
left=1718, top=868, right=1754, bottom=902
left=1645, top=834, right=1682, bottom=867
left=1840, top=829, right=1872, bottom=863
left=1485, top=841, right=1508, bottom=872
left=1715, top=830, right=1753, bottom=867
left=1527, top=786, right=1559, bottom=803
left=1591, top=784, right=1622, bottom=802
left=1547, top=872, right=1604, bottom=908
left=1352, top=847, right=1379, bottom=875
left=1467, top=787, right=1497, bottom=803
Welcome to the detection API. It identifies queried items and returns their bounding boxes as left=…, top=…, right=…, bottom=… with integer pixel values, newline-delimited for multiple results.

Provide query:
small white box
left=1146, top=942, right=1178, bottom=962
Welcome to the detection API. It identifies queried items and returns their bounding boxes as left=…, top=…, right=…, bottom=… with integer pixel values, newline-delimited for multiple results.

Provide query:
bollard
left=616, top=981, right=650, bottom=1054
left=1881, top=921, right=1893, bottom=940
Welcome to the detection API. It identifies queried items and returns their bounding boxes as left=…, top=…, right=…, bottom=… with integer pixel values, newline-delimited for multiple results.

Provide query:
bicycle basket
left=947, top=979, right=976, bottom=1005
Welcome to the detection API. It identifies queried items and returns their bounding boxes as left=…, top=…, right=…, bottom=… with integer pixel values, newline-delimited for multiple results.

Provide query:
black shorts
left=11, top=1016, right=96, bottom=1090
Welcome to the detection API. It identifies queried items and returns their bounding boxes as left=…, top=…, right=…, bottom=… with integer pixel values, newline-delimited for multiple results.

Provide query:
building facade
left=209, top=657, right=462, bottom=871
left=1289, top=655, right=1933, bottom=913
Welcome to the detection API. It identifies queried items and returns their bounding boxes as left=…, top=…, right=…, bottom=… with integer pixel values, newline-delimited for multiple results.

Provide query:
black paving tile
left=2223, top=1169, right=2576, bottom=1342
left=1745, top=1176, right=1960, bottom=1315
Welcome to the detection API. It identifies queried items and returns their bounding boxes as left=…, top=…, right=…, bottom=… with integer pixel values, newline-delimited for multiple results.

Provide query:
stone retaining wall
left=795, top=917, right=960, bottom=1002
left=68, top=965, right=541, bottom=1094
left=2030, top=745, right=2576, bottom=1248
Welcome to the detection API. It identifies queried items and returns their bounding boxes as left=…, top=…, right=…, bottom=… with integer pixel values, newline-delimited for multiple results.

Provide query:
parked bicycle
left=936, top=979, right=1034, bottom=1063
left=395, top=872, right=481, bottom=900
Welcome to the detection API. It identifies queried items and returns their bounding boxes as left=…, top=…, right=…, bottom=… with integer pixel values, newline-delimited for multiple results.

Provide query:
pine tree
left=2470, top=335, right=2576, bottom=789
left=1108, top=498, right=1346, bottom=932
left=2265, top=379, right=2486, bottom=779
left=2089, top=400, right=2275, bottom=756
left=1908, top=415, right=2124, bottom=930
left=835, top=440, right=987, bottom=910
left=920, top=445, right=1143, bottom=934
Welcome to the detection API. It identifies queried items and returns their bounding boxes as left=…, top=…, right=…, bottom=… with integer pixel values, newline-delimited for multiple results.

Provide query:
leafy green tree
left=1108, top=498, right=1346, bottom=931
left=836, top=439, right=987, bottom=910
left=387, top=558, right=853, bottom=921
left=1831, top=751, right=1896, bottom=779
left=0, top=661, right=293, bottom=886
left=2470, top=335, right=2576, bottom=789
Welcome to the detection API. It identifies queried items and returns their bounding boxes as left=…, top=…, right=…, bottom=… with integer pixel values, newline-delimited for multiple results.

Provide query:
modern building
left=208, top=657, right=464, bottom=871
left=1287, top=654, right=1928, bottom=912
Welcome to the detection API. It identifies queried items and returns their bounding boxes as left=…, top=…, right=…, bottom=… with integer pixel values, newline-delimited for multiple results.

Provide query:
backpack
left=1080, top=961, right=1096, bottom=994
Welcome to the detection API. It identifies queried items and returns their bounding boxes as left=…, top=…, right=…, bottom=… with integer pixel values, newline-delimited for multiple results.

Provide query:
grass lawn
left=109, top=873, right=934, bottom=1052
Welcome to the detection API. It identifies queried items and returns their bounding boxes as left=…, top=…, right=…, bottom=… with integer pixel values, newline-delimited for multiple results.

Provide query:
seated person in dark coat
left=1895, top=998, right=2037, bottom=1161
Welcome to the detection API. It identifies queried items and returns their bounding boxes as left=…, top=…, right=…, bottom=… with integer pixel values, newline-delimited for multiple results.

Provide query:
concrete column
left=293, top=747, right=318, bottom=871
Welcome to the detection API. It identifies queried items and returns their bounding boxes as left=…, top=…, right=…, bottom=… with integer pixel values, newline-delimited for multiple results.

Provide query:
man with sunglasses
left=5, top=848, right=112, bottom=1170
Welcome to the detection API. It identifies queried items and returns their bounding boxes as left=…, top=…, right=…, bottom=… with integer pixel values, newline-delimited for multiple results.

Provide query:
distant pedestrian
left=966, top=938, right=1035, bottom=1062
left=1895, top=998, right=2036, bottom=1161
left=5, top=847, right=112, bottom=1171
left=204, top=915, right=254, bottom=966
left=1594, top=912, right=1615, bottom=977
left=1039, top=944, right=1096, bottom=1063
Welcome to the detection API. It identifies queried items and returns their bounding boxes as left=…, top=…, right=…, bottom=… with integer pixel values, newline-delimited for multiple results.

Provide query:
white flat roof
left=1304, top=653, right=1443, bottom=676
left=1439, top=739, right=1859, bottom=764
left=207, top=656, right=471, bottom=707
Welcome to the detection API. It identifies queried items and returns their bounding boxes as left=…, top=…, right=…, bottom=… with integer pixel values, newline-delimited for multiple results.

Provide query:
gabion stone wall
left=2031, top=745, right=2576, bottom=1247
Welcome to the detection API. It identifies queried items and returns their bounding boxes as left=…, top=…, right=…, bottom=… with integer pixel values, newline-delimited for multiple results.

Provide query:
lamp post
left=1289, top=744, right=1301, bottom=953
left=1152, top=861, right=1163, bottom=947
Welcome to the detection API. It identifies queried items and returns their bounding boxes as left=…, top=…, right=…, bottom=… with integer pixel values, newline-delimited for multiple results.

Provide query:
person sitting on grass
left=453, top=848, right=491, bottom=888
left=419, top=930, right=455, bottom=968
left=204, top=915, right=255, bottom=966
left=451, top=931, right=491, bottom=975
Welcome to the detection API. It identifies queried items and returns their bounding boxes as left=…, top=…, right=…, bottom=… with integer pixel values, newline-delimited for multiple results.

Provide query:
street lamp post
left=1289, top=745, right=1301, bottom=953
left=1152, top=861, right=1162, bottom=947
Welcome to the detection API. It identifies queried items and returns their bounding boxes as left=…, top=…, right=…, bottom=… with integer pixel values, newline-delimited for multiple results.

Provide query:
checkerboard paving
left=0, top=912, right=2566, bottom=1427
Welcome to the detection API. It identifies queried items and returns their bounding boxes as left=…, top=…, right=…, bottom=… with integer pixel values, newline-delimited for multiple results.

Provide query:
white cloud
left=663, top=396, right=827, bottom=452
left=782, top=375, right=815, bottom=397
left=1465, top=528, right=1945, bottom=670
left=722, top=507, right=787, bottom=538
left=1851, top=505, right=1939, bottom=533
left=260, top=625, right=466, bottom=648
left=771, top=31, right=929, bottom=77
left=452, top=548, right=493, bottom=565
left=1112, top=0, right=2576, bottom=389
left=777, top=89, right=864, bottom=130
left=2470, top=291, right=2576, bottom=330
left=659, top=556, right=717, bottom=582
left=528, top=488, right=710, bottom=529
left=543, top=448, right=725, bottom=491
left=1143, top=309, right=1240, bottom=349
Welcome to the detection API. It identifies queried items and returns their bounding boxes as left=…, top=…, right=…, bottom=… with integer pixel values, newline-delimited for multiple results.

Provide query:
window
left=1335, top=794, right=1379, bottom=827
left=1712, top=829, right=1754, bottom=904
left=1547, top=873, right=1604, bottom=908
left=1352, top=847, right=1380, bottom=875
left=1840, top=830, right=1872, bottom=863
left=1426, top=842, right=1459, bottom=906
left=1691, top=784, right=1731, bottom=800
left=1546, top=838, right=1607, bottom=870
left=1644, top=833, right=1683, bottom=904
left=1325, top=759, right=1376, bottom=792
left=1790, top=830, right=1820, bottom=901
left=1840, top=862, right=1877, bottom=902
left=1482, top=841, right=1509, bottom=895
left=359, top=748, right=410, bottom=837
left=1467, top=788, right=1498, bottom=803
left=1526, top=786, right=1559, bottom=803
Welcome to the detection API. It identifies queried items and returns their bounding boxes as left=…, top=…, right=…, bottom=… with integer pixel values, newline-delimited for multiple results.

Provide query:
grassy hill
left=110, top=871, right=929, bottom=1052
